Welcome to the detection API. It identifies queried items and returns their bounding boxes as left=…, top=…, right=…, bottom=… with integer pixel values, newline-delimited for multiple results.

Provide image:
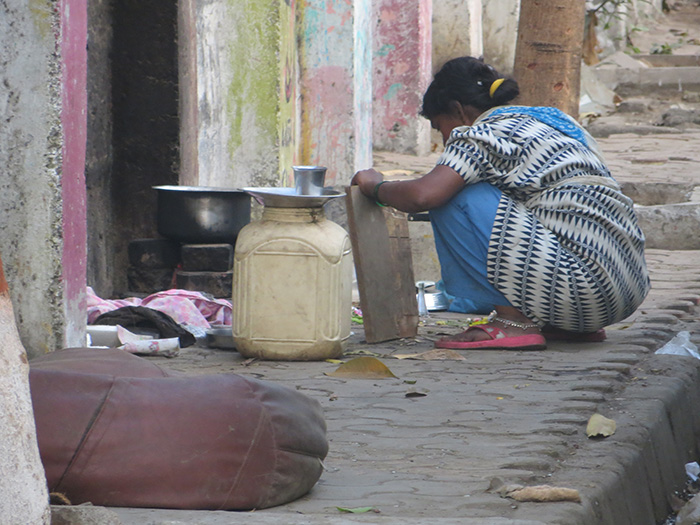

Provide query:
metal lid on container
left=241, top=187, right=345, bottom=208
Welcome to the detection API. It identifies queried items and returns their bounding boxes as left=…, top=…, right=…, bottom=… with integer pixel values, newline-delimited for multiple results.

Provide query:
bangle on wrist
left=373, top=180, right=389, bottom=207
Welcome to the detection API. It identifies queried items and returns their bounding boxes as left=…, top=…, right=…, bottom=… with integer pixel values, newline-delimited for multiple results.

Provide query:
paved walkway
left=106, top=248, right=700, bottom=525
left=58, top=133, right=700, bottom=524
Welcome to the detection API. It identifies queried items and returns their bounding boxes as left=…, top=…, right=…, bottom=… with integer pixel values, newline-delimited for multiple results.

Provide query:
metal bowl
left=416, top=281, right=450, bottom=312
left=154, top=185, right=251, bottom=244
left=424, top=291, right=450, bottom=311
left=206, top=327, right=236, bottom=350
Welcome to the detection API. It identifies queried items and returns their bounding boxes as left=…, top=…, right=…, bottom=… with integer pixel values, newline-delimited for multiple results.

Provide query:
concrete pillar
left=0, top=0, right=88, bottom=357
left=299, top=0, right=373, bottom=184
left=482, top=0, right=520, bottom=73
left=432, top=0, right=482, bottom=71
left=179, top=0, right=299, bottom=189
left=372, top=0, right=432, bottom=156
left=0, top=257, right=50, bottom=523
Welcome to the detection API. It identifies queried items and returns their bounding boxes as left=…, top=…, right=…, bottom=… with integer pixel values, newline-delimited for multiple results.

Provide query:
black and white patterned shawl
left=437, top=107, right=650, bottom=331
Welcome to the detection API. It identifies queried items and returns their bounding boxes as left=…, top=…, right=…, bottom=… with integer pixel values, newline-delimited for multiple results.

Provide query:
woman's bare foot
left=439, top=306, right=541, bottom=343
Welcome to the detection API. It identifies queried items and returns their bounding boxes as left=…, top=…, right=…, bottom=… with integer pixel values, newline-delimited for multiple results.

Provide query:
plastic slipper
left=541, top=327, right=606, bottom=342
left=435, top=324, right=546, bottom=350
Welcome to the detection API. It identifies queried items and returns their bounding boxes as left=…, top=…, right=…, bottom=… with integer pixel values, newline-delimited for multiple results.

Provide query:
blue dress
left=430, top=106, right=650, bottom=332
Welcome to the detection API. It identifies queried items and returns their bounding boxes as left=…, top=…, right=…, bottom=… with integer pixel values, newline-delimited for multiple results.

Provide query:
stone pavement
left=52, top=132, right=700, bottom=525
left=53, top=135, right=700, bottom=525
left=101, top=249, right=700, bottom=525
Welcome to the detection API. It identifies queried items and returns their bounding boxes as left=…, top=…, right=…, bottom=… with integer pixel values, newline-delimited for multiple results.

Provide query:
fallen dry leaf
left=393, top=349, right=466, bottom=361
left=586, top=413, right=616, bottom=438
left=326, top=356, right=397, bottom=379
left=506, top=485, right=581, bottom=503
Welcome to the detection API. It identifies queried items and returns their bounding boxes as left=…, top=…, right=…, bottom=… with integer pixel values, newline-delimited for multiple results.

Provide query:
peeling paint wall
left=183, top=0, right=370, bottom=189
left=300, top=0, right=372, bottom=184
left=353, top=0, right=373, bottom=172
left=223, top=0, right=282, bottom=187
left=372, top=0, right=432, bottom=156
left=182, top=0, right=292, bottom=188
left=0, top=0, right=87, bottom=357
left=60, top=0, right=88, bottom=346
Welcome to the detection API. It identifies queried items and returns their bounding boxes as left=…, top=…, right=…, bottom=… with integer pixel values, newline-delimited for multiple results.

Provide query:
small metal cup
left=293, top=166, right=327, bottom=196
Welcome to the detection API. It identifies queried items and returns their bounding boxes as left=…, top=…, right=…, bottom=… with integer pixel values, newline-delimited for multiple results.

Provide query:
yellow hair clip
left=489, top=78, right=505, bottom=98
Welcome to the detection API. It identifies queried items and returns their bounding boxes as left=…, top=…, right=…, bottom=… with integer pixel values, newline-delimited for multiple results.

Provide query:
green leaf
left=337, top=506, right=375, bottom=513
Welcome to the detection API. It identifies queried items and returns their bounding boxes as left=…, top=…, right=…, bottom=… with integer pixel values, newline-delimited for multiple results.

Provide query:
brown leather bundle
left=29, top=347, right=328, bottom=510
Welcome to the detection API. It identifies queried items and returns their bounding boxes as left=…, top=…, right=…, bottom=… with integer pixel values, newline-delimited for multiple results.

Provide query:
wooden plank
left=345, top=186, right=418, bottom=343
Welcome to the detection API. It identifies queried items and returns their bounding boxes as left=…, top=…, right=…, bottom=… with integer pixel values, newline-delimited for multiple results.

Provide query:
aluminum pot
left=154, top=185, right=251, bottom=244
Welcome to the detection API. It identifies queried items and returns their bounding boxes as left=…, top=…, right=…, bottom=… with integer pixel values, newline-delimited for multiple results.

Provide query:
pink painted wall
left=60, top=0, right=87, bottom=343
left=299, top=0, right=372, bottom=185
left=372, top=0, right=432, bottom=155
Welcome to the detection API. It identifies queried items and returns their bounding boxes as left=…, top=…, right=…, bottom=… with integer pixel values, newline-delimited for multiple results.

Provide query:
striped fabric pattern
left=437, top=107, right=650, bottom=331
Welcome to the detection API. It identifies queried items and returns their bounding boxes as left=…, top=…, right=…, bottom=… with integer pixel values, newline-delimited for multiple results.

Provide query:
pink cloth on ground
left=87, top=288, right=141, bottom=324
left=87, top=287, right=232, bottom=328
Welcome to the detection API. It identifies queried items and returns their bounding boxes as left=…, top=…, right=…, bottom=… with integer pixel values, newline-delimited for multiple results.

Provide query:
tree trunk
left=0, top=254, right=51, bottom=523
left=513, top=0, right=586, bottom=118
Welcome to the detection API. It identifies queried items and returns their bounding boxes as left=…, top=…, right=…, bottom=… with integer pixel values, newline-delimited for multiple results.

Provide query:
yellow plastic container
left=232, top=206, right=352, bottom=360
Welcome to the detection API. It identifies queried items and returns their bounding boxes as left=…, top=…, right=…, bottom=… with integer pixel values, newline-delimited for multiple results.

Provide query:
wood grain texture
left=345, top=186, right=418, bottom=343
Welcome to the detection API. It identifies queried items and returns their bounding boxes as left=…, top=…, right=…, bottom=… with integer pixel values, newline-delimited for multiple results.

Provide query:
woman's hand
left=351, top=165, right=465, bottom=213
left=351, top=168, right=383, bottom=199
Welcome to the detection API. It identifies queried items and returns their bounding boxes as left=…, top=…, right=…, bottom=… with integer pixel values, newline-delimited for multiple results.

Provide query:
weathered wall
left=482, top=0, right=520, bottom=73
left=300, top=0, right=373, bottom=184
left=0, top=0, right=87, bottom=357
left=181, top=0, right=289, bottom=189
left=111, top=0, right=179, bottom=294
left=432, top=0, right=482, bottom=71
left=85, top=0, right=114, bottom=297
left=60, top=0, right=88, bottom=345
left=354, top=0, right=373, bottom=173
left=182, top=0, right=372, bottom=189
left=372, top=0, right=432, bottom=156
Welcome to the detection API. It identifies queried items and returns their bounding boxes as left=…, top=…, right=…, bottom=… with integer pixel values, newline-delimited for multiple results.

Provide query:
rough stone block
left=127, top=266, right=174, bottom=294
left=50, top=505, right=122, bottom=525
left=128, top=238, right=180, bottom=269
left=181, top=243, right=233, bottom=272
left=175, top=270, right=232, bottom=298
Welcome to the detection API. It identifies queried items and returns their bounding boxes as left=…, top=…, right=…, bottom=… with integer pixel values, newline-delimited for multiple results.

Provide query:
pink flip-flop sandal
left=435, top=324, right=547, bottom=351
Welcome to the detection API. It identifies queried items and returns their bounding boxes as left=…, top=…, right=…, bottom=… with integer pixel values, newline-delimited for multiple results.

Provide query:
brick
left=181, top=243, right=233, bottom=272
left=127, top=266, right=175, bottom=294
left=175, top=270, right=232, bottom=298
left=128, top=238, right=180, bottom=269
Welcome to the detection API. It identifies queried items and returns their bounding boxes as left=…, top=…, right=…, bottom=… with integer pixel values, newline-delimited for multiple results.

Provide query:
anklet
left=494, top=317, right=540, bottom=330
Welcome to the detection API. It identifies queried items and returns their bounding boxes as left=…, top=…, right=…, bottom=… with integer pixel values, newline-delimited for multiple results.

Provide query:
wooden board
left=345, top=186, right=419, bottom=343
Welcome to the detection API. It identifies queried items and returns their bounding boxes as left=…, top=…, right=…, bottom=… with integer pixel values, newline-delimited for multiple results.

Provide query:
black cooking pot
left=154, top=185, right=251, bottom=244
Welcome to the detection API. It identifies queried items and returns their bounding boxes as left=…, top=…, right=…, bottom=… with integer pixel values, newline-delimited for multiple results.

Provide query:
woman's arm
left=351, top=165, right=465, bottom=213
